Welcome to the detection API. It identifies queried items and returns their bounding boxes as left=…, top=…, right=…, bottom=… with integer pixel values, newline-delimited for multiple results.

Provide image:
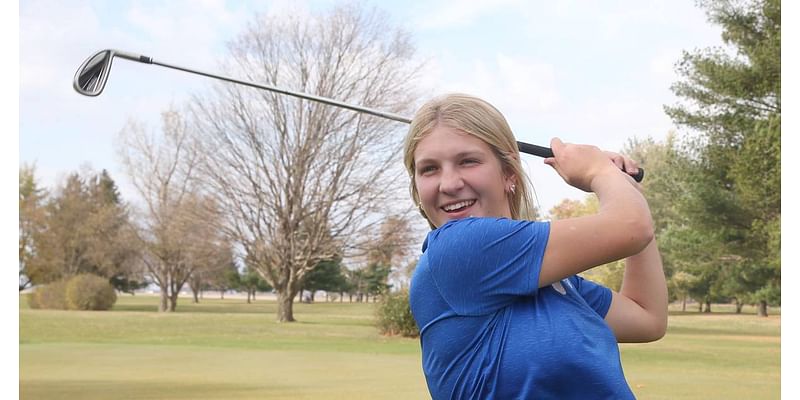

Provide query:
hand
left=604, top=151, right=641, bottom=180
left=604, top=151, right=645, bottom=191
left=543, top=138, right=621, bottom=192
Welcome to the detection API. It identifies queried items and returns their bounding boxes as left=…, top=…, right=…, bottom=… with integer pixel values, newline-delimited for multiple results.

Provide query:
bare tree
left=186, top=236, right=236, bottom=303
left=190, top=4, right=421, bottom=322
left=366, top=215, right=414, bottom=268
left=340, top=215, right=418, bottom=300
left=118, top=109, right=220, bottom=312
left=366, top=215, right=418, bottom=291
left=19, top=164, right=47, bottom=291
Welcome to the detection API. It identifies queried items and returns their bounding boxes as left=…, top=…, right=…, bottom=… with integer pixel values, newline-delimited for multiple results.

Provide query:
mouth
left=440, top=199, right=476, bottom=214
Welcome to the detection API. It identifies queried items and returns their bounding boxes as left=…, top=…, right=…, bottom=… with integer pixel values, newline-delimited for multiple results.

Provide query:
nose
left=439, top=165, right=464, bottom=194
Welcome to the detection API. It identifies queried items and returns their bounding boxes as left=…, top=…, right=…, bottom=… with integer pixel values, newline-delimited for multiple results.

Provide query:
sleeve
left=426, top=217, right=550, bottom=316
left=570, top=275, right=613, bottom=318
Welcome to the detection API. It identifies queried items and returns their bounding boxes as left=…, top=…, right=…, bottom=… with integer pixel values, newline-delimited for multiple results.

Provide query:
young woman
left=403, top=93, right=667, bottom=399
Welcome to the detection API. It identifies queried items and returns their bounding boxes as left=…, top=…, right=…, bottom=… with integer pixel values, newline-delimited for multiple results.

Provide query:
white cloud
left=649, top=48, right=682, bottom=81
left=534, top=94, right=675, bottom=157
left=124, top=0, right=251, bottom=69
left=413, top=53, right=446, bottom=101
left=494, top=54, right=559, bottom=110
left=515, top=0, right=710, bottom=45
left=412, top=0, right=520, bottom=31
left=19, top=0, right=100, bottom=91
left=434, top=53, right=560, bottom=128
left=593, top=1, right=672, bottom=41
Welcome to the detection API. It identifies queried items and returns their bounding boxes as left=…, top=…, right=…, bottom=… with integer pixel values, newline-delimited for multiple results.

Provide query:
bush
left=376, top=289, right=419, bottom=337
left=28, top=279, right=69, bottom=310
left=65, top=274, right=117, bottom=310
left=28, top=275, right=118, bottom=311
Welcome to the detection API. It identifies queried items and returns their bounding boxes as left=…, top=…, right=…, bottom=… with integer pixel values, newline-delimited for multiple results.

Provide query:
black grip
left=516, top=141, right=645, bottom=183
left=628, top=168, right=645, bottom=182
left=517, top=141, right=553, bottom=157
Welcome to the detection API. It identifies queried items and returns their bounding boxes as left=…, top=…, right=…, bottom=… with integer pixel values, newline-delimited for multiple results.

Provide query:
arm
left=539, top=140, right=667, bottom=341
left=538, top=139, right=654, bottom=287
left=604, top=238, right=668, bottom=342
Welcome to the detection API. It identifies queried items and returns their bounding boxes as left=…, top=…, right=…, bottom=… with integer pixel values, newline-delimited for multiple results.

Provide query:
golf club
left=73, top=49, right=644, bottom=182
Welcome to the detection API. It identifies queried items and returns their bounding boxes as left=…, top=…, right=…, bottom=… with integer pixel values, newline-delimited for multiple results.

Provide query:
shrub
left=28, top=280, right=69, bottom=310
left=376, top=289, right=419, bottom=337
left=65, top=274, right=117, bottom=310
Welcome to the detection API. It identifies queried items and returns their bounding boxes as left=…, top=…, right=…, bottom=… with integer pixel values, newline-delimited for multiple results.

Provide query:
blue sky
left=19, top=0, right=729, bottom=214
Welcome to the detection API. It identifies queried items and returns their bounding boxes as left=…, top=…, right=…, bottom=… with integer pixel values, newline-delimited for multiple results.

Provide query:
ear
left=504, top=172, right=517, bottom=187
left=503, top=151, right=519, bottom=189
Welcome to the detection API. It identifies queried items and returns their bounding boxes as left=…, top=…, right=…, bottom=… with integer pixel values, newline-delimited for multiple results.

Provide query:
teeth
left=443, top=200, right=475, bottom=212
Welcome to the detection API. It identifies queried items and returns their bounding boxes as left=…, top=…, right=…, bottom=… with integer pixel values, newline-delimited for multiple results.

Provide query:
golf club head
left=73, top=49, right=114, bottom=96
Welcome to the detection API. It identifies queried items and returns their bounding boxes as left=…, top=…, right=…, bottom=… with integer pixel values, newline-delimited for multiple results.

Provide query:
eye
left=418, top=165, right=438, bottom=176
left=461, top=158, right=480, bottom=166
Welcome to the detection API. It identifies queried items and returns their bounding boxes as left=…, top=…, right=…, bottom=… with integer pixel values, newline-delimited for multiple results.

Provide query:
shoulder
left=424, top=217, right=549, bottom=261
left=427, top=217, right=547, bottom=246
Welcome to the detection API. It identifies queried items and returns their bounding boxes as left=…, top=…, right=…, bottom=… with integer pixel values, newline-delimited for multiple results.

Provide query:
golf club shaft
left=111, top=50, right=644, bottom=182
left=114, top=51, right=413, bottom=124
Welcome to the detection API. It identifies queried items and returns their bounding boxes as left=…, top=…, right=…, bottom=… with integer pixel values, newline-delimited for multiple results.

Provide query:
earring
left=510, top=184, right=516, bottom=194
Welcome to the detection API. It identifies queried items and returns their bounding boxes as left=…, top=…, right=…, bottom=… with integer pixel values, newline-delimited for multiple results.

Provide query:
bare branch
left=190, top=4, right=422, bottom=322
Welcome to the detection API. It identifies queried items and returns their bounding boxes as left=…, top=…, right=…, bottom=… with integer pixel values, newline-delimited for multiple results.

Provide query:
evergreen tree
left=664, top=0, right=779, bottom=315
left=27, top=170, right=140, bottom=291
left=239, top=266, right=272, bottom=304
left=302, top=257, right=347, bottom=302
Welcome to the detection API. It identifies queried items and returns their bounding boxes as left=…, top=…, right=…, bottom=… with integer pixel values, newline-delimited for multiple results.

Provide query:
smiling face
left=413, top=124, right=515, bottom=228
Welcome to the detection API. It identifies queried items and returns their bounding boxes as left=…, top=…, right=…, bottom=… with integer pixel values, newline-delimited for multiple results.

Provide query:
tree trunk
left=277, top=290, right=296, bottom=322
left=246, top=289, right=252, bottom=304
left=735, top=299, right=743, bottom=314
left=703, top=300, right=711, bottom=313
left=192, top=288, right=200, bottom=303
left=170, top=291, right=179, bottom=312
left=681, top=295, right=686, bottom=312
left=220, top=290, right=224, bottom=300
left=757, top=301, right=768, bottom=317
left=159, top=289, right=170, bottom=312
left=698, top=301, right=702, bottom=312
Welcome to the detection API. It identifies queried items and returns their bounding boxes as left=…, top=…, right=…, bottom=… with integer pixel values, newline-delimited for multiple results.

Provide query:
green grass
left=620, top=311, right=780, bottom=400
left=20, top=295, right=780, bottom=399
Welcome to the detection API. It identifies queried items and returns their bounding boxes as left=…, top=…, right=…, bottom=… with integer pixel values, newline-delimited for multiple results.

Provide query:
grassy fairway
left=621, top=308, right=780, bottom=400
left=20, top=295, right=428, bottom=400
left=20, top=295, right=779, bottom=399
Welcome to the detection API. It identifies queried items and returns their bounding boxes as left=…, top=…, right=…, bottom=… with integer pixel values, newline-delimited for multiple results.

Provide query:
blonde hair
left=403, top=93, right=536, bottom=228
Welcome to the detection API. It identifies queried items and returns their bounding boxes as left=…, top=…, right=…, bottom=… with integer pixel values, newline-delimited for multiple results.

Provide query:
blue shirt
left=409, top=217, right=635, bottom=399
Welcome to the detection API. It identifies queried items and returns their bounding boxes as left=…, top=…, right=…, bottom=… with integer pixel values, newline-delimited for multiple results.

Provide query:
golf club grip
left=517, top=141, right=645, bottom=182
